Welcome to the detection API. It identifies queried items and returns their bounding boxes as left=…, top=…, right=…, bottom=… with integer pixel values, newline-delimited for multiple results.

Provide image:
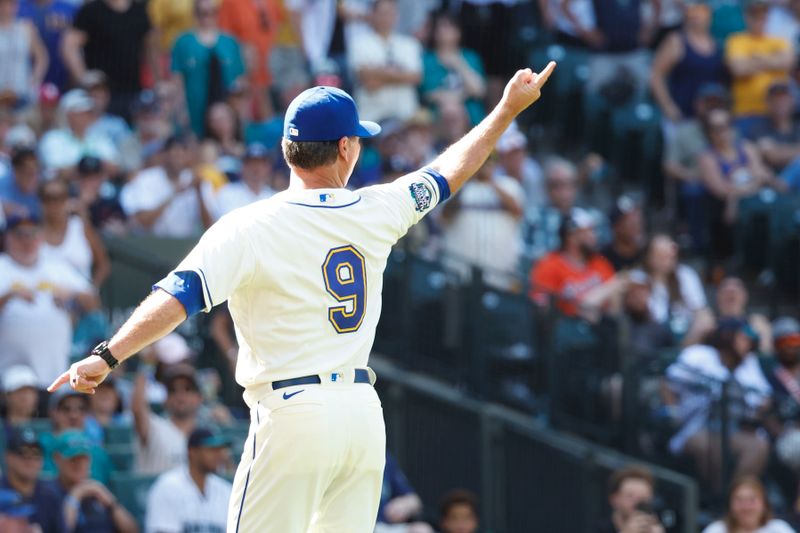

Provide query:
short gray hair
left=281, top=139, right=340, bottom=170
left=543, top=156, right=577, bottom=184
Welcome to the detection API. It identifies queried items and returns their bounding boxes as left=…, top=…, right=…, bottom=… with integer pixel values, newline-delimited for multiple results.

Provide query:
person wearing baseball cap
left=1, top=148, right=41, bottom=219
left=1, top=427, right=62, bottom=533
left=215, top=142, right=276, bottom=218
left=763, top=317, right=800, bottom=476
left=44, top=430, right=137, bottom=533
left=1, top=365, right=39, bottom=426
left=601, top=196, right=645, bottom=271
left=145, top=427, right=232, bottom=533
left=530, top=207, right=617, bottom=317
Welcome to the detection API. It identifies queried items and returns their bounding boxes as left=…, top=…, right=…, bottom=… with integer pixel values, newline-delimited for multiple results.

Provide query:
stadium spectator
left=39, top=178, right=110, bottom=287
left=0, top=212, right=98, bottom=388
left=685, top=276, right=773, bottom=353
left=0, top=487, right=38, bottom=533
left=81, top=70, right=132, bottom=151
left=41, top=430, right=137, bottom=533
left=702, top=477, right=795, bottom=533
left=421, top=11, right=486, bottom=127
left=523, top=157, right=605, bottom=262
left=621, top=271, right=675, bottom=358
left=664, top=319, right=772, bottom=491
left=145, top=427, right=232, bottom=533
left=495, top=122, right=545, bottom=211
left=17, top=0, right=76, bottom=91
left=697, top=107, right=776, bottom=269
left=725, top=0, right=794, bottom=136
left=147, top=0, right=195, bottom=66
left=38, top=89, right=119, bottom=180
left=132, top=363, right=204, bottom=475
left=441, top=158, right=524, bottom=290
left=538, top=0, right=598, bottom=48
left=0, top=0, right=48, bottom=109
left=61, top=0, right=157, bottom=121
left=634, top=234, right=710, bottom=342
left=650, top=0, right=726, bottom=124
left=601, top=196, right=645, bottom=272
left=1, top=365, right=40, bottom=429
left=120, top=135, right=215, bottom=238
left=375, top=452, right=433, bottom=533
left=203, top=100, right=245, bottom=175
left=118, top=89, right=173, bottom=173
left=348, top=0, right=422, bottom=123
left=171, top=0, right=245, bottom=137
left=766, top=0, right=800, bottom=51
left=439, top=489, right=480, bottom=533
left=86, top=376, right=127, bottom=439
left=72, top=155, right=127, bottom=236
left=29, top=82, right=60, bottom=136
left=218, top=0, right=282, bottom=120
left=595, top=464, right=664, bottom=533
left=578, top=0, right=655, bottom=103
left=530, top=208, right=622, bottom=319
left=747, top=80, right=800, bottom=176
left=764, top=318, right=800, bottom=471
left=283, top=0, right=338, bottom=72
left=215, top=142, right=274, bottom=218
left=41, top=389, right=112, bottom=483
left=0, top=148, right=41, bottom=219
left=1, top=426, right=62, bottom=533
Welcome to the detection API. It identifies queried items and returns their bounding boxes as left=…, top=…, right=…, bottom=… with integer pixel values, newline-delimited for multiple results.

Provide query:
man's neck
left=169, top=414, right=196, bottom=434
left=771, top=115, right=793, bottom=133
left=289, top=168, right=346, bottom=190
left=189, top=464, right=207, bottom=495
left=6, top=473, right=35, bottom=498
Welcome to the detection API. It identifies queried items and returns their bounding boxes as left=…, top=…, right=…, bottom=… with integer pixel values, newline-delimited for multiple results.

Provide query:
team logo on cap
left=289, top=127, right=299, bottom=137
left=409, top=182, right=432, bottom=213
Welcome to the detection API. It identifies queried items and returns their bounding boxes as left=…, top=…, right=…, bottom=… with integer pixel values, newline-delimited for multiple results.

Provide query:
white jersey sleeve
left=166, top=212, right=258, bottom=313
left=145, top=473, right=182, bottom=533
left=359, top=166, right=450, bottom=240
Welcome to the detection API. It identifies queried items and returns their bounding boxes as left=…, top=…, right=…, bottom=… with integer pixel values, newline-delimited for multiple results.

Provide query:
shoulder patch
left=408, top=181, right=432, bottom=213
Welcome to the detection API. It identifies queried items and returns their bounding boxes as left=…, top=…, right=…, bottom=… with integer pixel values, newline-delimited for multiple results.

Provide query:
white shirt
left=666, top=344, right=772, bottom=454
left=214, top=182, right=274, bottom=219
left=135, top=413, right=187, bottom=475
left=702, top=519, right=796, bottom=533
left=41, top=216, right=93, bottom=281
left=348, top=29, right=422, bottom=122
left=551, top=0, right=596, bottom=37
left=767, top=6, right=800, bottom=51
left=442, top=174, right=524, bottom=289
left=284, top=0, right=337, bottom=67
left=38, top=128, right=118, bottom=173
left=646, top=264, right=707, bottom=331
left=166, top=169, right=445, bottom=406
left=0, top=254, right=91, bottom=387
left=145, top=465, right=232, bottom=533
left=120, top=166, right=215, bottom=238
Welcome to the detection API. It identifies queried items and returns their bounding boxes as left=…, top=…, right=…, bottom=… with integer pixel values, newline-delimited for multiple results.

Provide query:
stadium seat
left=103, top=424, right=135, bottom=446
left=110, top=472, right=158, bottom=528
left=106, top=443, right=135, bottom=472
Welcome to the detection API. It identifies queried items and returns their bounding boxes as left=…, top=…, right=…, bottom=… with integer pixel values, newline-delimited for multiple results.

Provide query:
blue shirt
left=1, top=476, right=64, bottom=533
left=376, top=453, right=415, bottom=524
left=17, top=0, right=77, bottom=90
left=0, top=177, right=41, bottom=218
left=42, top=479, right=115, bottom=533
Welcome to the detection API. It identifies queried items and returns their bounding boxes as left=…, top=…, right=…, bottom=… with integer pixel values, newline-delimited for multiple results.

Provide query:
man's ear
left=337, top=137, right=349, bottom=159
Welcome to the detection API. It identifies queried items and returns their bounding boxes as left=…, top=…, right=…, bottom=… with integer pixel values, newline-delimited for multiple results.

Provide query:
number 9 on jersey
left=322, top=245, right=367, bottom=334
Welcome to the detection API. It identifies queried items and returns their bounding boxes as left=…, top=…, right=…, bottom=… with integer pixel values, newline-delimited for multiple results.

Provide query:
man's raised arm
left=428, top=62, right=556, bottom=195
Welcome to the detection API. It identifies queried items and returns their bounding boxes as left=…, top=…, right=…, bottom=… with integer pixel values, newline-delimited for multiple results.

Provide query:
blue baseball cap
left=283, top=86, right=381, bottom=142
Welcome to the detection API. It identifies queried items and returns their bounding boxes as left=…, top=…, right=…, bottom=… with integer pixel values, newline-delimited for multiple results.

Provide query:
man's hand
left=621, top=512, right=664, bottom=533
left=48, top=355, right=111, bottom=395
left=500, top=61, right=556, bottom=117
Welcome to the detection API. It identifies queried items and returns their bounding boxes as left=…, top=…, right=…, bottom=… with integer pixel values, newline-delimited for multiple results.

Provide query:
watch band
left=92, top=340, right=120, bottom=370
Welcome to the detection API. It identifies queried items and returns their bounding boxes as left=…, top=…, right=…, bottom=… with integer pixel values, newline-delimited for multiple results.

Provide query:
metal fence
left=372, top=356, right=698, bottom=533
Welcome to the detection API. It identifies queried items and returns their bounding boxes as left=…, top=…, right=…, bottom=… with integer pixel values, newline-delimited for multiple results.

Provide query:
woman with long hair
left=702, top=477, right=794, bottom=532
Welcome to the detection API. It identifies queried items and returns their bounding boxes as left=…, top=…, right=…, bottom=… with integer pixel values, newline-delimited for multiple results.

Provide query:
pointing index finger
left=47, top=371, right=70, bottom=393
left=533, top=61, right=557, bottom=87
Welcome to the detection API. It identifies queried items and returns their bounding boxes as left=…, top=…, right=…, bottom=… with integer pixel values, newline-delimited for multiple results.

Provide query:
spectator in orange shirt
left=530, top=208, right=626, bottom=319
left=218, top=0, right=282, bottom=120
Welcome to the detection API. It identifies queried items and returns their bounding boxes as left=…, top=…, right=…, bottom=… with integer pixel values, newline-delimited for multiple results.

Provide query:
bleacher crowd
left=1, top=0, right=800, bottom=531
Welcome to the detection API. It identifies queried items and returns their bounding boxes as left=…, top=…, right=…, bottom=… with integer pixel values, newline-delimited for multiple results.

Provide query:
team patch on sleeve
left=408, top=181, right=433, bottom=213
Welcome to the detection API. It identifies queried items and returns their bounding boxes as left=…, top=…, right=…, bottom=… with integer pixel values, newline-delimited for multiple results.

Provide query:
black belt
left=271, top=368, right=371, bottom=391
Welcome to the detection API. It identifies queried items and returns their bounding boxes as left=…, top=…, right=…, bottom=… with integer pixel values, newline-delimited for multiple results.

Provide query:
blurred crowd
left=0, top=0, right=800, bottom=531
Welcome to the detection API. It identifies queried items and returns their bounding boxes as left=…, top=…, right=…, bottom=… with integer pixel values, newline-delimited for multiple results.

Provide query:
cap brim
left=60, top=447, right=91, bottom=459
left=356, top=121, right=381, bottom=138
left=195, top=437, right=231, bottom=448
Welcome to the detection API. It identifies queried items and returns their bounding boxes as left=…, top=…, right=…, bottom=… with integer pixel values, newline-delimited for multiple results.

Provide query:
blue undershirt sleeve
left=153, top=270, right=206, bottom=317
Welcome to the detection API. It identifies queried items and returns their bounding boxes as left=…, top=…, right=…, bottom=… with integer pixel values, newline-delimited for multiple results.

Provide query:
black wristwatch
left=91, top=340, right=120, bottom=370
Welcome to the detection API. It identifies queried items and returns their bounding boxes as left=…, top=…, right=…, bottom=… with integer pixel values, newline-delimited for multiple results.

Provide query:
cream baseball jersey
left=156, top=168, right=449, bottom=406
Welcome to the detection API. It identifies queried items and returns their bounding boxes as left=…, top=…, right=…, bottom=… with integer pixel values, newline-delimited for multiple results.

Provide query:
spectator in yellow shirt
left=725, top=0, right=794, bottom=137
left=148, top=0, right=196, bottom=79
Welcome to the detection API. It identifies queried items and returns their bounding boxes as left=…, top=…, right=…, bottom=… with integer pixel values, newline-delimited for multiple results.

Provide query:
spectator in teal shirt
left=421, top=12, right=486, bottom=127
left=171, top=0, right=245, bottom=137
